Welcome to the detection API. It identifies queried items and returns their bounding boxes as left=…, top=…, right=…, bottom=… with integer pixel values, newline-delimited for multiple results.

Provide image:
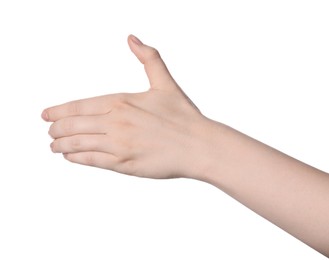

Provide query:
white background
left=0, top=0, right=328, bottom=259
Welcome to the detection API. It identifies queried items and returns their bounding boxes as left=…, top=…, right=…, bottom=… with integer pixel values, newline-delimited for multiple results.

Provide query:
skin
left=42, top=35, right=329, bottom=257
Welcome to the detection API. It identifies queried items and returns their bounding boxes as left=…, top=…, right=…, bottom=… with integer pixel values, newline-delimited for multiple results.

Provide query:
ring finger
left=51, top=134, right=116, bottom=155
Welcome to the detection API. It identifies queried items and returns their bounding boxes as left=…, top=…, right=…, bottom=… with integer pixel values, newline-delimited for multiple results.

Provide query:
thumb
left=128, top=34, right=177, bottom=90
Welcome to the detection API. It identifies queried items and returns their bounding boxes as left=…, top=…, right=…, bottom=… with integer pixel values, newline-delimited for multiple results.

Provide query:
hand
left=42, top=35, right=214, bottom=179
left=42, top=35, right=329, bottom=256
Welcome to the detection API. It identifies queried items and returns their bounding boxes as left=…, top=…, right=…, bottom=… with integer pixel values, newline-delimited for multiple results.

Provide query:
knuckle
left=147, top=47, right=161, bottom=61
left=124, top=159, right=137, bottom=176
left=118, top=158, right=141, bottom=177
left=114, top=93, right=126, bottom=103
left=63, top=153, right=72, bottom=161
left=84, top=153, right=95, bottom=166
left=70, top=137, right=82, bottom=151
left=112, top=97, right=130, bottom=113
left=62, top=118, right=75, bottom=135
left=67, top=100, right=81, bottom=115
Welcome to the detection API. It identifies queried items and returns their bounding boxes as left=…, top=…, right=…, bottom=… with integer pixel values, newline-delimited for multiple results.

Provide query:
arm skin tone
left=42, top=35, right=329, bottom=257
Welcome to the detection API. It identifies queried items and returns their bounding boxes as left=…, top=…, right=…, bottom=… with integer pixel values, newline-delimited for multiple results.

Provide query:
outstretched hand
left=42, top=35, right=213, bottom=179
left=42, top=35, right=329, bottom=256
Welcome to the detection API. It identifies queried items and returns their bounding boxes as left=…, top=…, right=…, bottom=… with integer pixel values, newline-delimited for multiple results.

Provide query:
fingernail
left=131, top=35, right=143, bottom=46
left=42, top=110, right=49, bottom=121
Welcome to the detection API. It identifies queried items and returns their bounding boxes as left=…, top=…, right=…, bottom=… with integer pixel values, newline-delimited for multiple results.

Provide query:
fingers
left=42, top=35, right=178, bottom=123
left=48, top=115, right=109, bottom=138
left=64, top=151, right=119, bottom=170
left=127, top=34, right=177, bottom=91
left=51, top=134, right=115, bottom=154
left=64, top=151, right=137, bottom=176
left=42, top=94, right=120, bottom=122
left=52, top=134, right=137, bottom=175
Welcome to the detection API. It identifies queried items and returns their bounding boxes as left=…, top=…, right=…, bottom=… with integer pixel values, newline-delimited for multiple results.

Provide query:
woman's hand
left=42, top=35, right=214, bottom=179
left=42, top=35, right=329, bottom=256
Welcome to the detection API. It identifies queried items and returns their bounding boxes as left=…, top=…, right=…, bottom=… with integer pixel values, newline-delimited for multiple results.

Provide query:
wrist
left=183, top=117, right=228, bottom=182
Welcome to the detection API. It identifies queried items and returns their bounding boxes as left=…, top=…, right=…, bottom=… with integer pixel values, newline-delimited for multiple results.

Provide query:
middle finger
left=48, top=114, right=110, bottom=138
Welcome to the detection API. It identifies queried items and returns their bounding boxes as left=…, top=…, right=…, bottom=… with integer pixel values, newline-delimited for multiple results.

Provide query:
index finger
left=41, top=94, right=120, bottom=122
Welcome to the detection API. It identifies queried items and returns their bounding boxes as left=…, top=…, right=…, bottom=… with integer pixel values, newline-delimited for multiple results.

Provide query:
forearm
left=196, top=120, right=329, bottom=256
